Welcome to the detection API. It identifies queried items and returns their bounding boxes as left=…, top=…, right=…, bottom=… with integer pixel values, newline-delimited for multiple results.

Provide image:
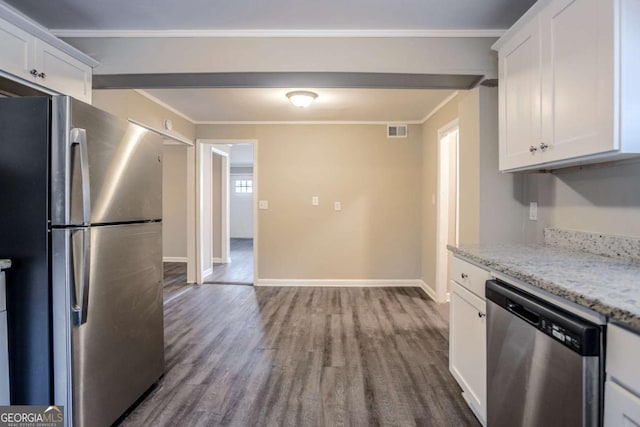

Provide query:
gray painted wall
left=524, top=160, right=640, bottom=241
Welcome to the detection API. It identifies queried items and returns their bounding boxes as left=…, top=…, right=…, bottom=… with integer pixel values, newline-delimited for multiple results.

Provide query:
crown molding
left=0, top=2, right=99, bottom=67
left=52, top=28, right=506, bottom=38
left=420, top=91, right=460, bottom=124
left=133, top=89, right=197, bottom=123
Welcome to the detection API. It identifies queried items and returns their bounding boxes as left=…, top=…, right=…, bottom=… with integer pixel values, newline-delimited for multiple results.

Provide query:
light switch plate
left=259, top=200, right=269, bottom=210
left=312, top=196, right=319, bottom=206
left=334, top=201, right=341, bottom=211
left=529, top=202, right=538, bottom=220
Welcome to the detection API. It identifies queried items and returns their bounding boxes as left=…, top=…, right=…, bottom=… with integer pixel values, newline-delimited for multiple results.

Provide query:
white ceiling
left=141, top=88, right=456, bottom=123
left=4, top=0, right=535, bottom=32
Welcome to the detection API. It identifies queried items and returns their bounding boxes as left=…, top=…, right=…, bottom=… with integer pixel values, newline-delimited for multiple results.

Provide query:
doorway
left=436, top=120, right=459, bottom=303
left=208, top=144, right=255, bottom=284
left=193, top=139, right=258, bottom=285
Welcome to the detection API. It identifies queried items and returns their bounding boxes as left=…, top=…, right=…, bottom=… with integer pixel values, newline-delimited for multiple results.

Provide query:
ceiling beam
left=93, top=72, right=482, bottom=90
left=66, top=36, right=498, bottom=80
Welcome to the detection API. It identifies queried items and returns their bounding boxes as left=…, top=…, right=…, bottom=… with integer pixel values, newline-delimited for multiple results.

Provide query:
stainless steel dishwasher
left=486, top=279, right=603, bottom=427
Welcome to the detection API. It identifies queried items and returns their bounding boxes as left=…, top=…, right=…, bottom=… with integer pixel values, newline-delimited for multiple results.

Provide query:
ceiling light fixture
left=286, top=90, right=318, bottom=108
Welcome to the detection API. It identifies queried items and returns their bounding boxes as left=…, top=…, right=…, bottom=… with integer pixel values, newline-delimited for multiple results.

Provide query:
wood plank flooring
left=163, top=262, right=190, bottom=300
left=118, top=286, right=479, bottom=427
left=204, top=238, right=254, bottom=284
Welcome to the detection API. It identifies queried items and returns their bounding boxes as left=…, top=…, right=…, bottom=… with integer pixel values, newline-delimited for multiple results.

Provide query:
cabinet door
left=34, top=40, right=92, bottom=103
left=0, top=19, right=35, bottom=82
left=541, top=0, right=615, bottom=162
left=499, top=16, right=543, bottom=171
left=450, top=281, right=486, bottom=423
left=604, top=381, right=640, bottom=427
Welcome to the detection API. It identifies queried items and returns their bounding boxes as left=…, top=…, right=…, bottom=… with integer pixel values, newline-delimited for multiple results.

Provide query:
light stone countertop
left=448, top=243, right=640, bottom=331
left=0, top=259, right=10, bottom=270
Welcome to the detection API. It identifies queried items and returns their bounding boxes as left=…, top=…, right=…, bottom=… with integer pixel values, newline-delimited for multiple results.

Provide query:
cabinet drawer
left=451, top=256, right=490, bottom=299
left=604, top=381, right=640, bottom=427
left=607, top=323, right=640, bottom=395
left=0, top=272, right=5, bottom=312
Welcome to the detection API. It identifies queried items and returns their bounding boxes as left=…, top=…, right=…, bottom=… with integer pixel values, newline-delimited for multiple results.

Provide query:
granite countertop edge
left=0, top=259, right=10, bottom=270
left=448, top=245, right=640, bottom=331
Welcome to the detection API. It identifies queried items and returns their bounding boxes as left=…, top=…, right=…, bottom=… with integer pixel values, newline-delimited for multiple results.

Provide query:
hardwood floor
left=163, top=262, right=189, bottom=298
left=118, top=286, right=479, bottom=426
left=204, top=238, right=253, bottom=284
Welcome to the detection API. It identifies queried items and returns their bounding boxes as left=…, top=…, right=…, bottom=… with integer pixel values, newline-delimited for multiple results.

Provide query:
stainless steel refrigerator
left=0, top=95, right=164, bottom=426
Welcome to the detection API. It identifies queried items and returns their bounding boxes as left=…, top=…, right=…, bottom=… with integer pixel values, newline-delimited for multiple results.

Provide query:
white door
left=229, top=174, right=253, bottom=238
left=499, top=16, right=543, bottom=171
left=540, top=0, right=615, bottom=162
left=450, top=281, right=487, bottom=424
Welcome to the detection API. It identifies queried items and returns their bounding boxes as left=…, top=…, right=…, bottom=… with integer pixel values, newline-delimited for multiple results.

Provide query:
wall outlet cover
left=334, top=201, right=341, bottom=211
left=312, top=196, right=319, bottom=206
left=259, top=200, right=269, bottom=210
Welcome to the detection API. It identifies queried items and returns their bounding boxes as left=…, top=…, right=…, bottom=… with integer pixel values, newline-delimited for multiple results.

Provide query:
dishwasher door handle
left=507, top=300, right=541, bottom=327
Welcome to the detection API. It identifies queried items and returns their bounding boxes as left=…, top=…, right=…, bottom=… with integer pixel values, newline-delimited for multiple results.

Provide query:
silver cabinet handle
left=461, top=273, right=469, bottom=279
left=478, top=312, right=486, bottom=318
left=70, top=128, right=91, bottom=225
left=540, top=142, right=549, bottom=151
left=30, top=69, right=38, bottom=77
left=529, top=145, right=538, bottom=153
left=71, top=229, right=91, bottom=325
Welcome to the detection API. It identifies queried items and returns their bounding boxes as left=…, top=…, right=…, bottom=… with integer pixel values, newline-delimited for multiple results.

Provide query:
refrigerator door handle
left=70, top=128, right=91, bottom=226
left=71, top=228, right=91, bottom=325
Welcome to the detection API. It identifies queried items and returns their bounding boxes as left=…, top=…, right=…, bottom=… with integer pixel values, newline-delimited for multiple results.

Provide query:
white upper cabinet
left=0, top=18, right=34, bottom=81
left=495, top=0, right=640, bottom=172
left=498, top=16, right=543, bottom=171
left=34, top=39, right=93, bottom=103
left=0, top=9, right=96, bottom=103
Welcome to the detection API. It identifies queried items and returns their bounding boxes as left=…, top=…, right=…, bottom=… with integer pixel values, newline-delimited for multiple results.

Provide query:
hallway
left=205, top=238, right=254, bottom=284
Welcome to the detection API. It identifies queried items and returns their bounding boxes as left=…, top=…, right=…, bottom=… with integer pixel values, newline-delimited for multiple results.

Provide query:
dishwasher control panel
left=541, top=319, right=582, bottom=352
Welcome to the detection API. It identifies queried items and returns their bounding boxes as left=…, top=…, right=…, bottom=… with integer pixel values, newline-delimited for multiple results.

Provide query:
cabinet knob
left=540, top=142, right=549, bottom=151
left=478, top=312, right=486, bottom=318
left=529, top=145, right=538, bottom=153
left=461, top=273, right=469, bottom=279
left=30, top=69, right=38, bottom=77
left=38, top=72, right=46, bottom=79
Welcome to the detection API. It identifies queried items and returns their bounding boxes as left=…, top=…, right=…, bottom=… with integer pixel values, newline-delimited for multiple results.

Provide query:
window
left=234, top=179, right=253, bottom=193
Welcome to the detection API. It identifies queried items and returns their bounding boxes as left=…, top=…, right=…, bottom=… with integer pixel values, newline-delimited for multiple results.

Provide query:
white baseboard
left=418, top=280, right=438, bottom=302
left=255, top=279, right=424, bottom=288
left=163, top=256, right=187, bottom=263
left=212, top=257, right=231, bottom=264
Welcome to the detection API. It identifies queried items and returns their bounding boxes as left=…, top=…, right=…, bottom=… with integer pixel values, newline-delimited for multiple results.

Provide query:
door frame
left=436, top=119, right=459, bottom=303
left=188, top=139, right=258, bottom=285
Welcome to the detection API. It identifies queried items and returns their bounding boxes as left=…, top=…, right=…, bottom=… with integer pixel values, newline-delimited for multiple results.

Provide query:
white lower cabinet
left=605, top=323, right=640, bottom=426
left=450, top=280, right=486, bottom=425
left=605, top=381, right=640, bottom=427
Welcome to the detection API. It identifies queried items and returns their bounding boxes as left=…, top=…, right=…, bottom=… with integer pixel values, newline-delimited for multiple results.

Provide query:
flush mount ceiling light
left=286, top=90, right=318, bottom=108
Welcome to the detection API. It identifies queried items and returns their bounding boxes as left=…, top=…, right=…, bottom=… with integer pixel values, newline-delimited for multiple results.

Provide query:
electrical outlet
left=259, top=200, right=269, bottom=210
left=529, top=202, right=538, bottom=220
left=334, top=201, right=341, bottom=211
left=312, top=196, right=319, bottom=206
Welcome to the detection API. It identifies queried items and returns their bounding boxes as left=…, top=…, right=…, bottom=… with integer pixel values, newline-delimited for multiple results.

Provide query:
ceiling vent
left=387, top=124, right=408, bottom=138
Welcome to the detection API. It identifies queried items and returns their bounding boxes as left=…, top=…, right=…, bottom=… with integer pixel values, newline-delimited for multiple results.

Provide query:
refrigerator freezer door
left=0, top=96, right=52, bottom=405
left=52, top=223, right=164, bottom=427
left=51, top=96, right=163, bottom=226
